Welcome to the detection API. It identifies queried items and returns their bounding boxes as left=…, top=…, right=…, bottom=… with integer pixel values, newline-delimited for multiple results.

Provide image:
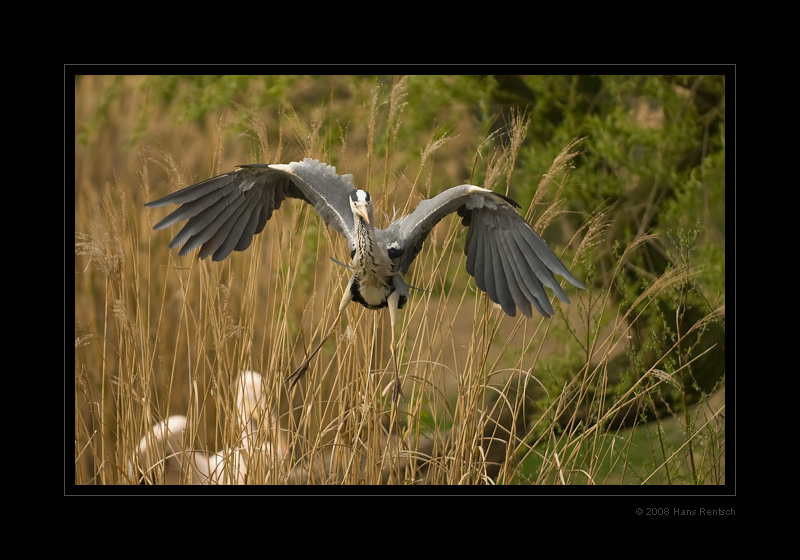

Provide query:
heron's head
left=349, top=189, right=372, bottom=225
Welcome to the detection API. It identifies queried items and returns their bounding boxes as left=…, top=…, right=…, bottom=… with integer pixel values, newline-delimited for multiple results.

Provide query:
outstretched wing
left=382, top=185, right=584, bottom=318
left=145, top=159, right=357, bottom=261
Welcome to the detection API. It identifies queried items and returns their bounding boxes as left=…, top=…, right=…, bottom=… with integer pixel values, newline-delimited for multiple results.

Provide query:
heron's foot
left=389, top=343, right=404, bottom=404
left=287, top=332, right=334, bottom=393
left=392, top=376, right=404, bottom=404
left=286, top=361, right=310, bottom=392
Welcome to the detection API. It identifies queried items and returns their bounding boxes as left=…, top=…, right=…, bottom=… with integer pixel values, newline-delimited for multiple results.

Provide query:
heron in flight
left=146, top=158, right=584, bottom=402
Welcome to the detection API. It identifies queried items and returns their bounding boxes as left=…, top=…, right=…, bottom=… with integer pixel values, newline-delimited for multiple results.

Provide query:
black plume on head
left=350, top=190, right=370, bottom=203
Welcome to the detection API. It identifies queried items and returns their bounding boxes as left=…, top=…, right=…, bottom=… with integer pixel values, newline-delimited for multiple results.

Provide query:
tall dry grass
left=74, top=75, right=724, bottom=486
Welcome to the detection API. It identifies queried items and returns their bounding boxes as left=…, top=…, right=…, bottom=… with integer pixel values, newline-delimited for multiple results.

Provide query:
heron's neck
left=353, top=219, right=391, bottom=281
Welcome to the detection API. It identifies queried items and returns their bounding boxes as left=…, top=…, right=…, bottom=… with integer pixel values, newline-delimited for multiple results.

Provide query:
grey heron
left=146, top=158, right=584, bottom=402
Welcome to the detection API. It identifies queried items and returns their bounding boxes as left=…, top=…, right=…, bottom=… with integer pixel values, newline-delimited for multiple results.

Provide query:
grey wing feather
left=517, top=222, right=585, bottom=290
left=464, top=220, right=478, bottom=278
left=501, top=227, right=550, bottom=316
left=146, top=159, right=357, bottom=261
left=475, top=218, right=493, bottom=302
left=384, top=185, right=478, bottom=275
left=496, top=226, right=534, bottom=317
left=199, top=187, right=262, bottom=260
left=385, top=184, right=583, bottom=318
left=281, top=159, right=357, bottom=246
left=482, top=211, right=515, bottom=316
left=465, top=205, right=585, bottom=317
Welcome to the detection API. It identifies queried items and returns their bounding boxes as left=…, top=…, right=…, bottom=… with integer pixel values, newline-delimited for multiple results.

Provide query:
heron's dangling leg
left=287, top=280, right=354, bottom=393
left=387, top=289, right=403, bottom=404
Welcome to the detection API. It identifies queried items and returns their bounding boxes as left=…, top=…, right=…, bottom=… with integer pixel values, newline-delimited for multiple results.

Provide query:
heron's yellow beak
left=356, top=205, right=370, bottom=224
